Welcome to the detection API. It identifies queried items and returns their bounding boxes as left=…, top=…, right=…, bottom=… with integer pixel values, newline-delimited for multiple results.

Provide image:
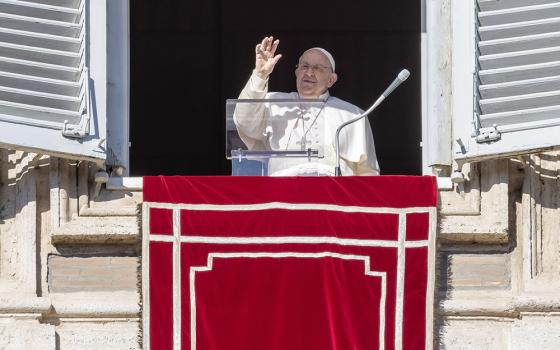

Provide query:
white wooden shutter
left=0, top=0, right=106, bottom=161
left=454, top=0, right=560, bottom=162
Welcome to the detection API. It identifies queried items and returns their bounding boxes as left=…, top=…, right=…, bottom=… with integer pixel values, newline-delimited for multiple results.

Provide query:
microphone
left=334, top=69, right=410, bottom=176
left=382, top=69, right=410, bottom=99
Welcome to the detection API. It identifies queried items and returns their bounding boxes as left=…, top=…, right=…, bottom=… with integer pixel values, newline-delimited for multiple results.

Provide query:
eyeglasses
left=296, top=62, right=332, bottom=73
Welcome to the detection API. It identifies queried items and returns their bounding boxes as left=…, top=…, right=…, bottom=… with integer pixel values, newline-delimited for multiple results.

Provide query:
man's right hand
left=254, top=36, right=282, bottom=80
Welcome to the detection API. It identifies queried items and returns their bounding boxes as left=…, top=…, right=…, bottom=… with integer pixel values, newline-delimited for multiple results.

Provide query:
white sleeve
left=340, top=114, right=380, bottom=175
left=356, top=117, right=380, bottom=175
left=233, top=71, right=270, bottom=150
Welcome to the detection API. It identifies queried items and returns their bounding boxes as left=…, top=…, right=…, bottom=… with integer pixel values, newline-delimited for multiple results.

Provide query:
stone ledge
left=440, top=295, right=516, bottom=317
left=79, top=205, right=139, bottom=217
left=440, top=292, right=560, bottom=317
left=49, top=291, right=140, bottom=318
left=515, top=293, right=560, bottom=312
left=0, top=294, right=51, bottom=314
left=51, top=216, right=140, bottom=244
left=437, top=229, right=509, bottom=244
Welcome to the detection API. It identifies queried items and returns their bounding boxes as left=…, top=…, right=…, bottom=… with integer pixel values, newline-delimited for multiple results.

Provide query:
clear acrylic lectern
left=226, top=98, right=330, bottom=176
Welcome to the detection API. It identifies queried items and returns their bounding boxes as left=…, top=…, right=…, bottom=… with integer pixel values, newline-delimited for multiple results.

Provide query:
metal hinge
left=476, top=124, right=501, bottom=143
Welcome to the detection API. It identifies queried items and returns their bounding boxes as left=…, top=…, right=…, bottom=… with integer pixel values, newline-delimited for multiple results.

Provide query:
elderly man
left=234, top=36, right=379, bottom=176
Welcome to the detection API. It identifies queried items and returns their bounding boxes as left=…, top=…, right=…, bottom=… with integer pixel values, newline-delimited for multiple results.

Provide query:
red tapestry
left=142, top=176, right=437, bottom=350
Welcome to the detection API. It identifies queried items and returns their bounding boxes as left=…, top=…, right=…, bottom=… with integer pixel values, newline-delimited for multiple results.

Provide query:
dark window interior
left=130, top=0, right=420, bottom=175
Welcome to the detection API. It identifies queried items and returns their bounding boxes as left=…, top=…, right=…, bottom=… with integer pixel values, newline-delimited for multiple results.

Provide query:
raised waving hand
left=254, top=36, right=282, bottom=79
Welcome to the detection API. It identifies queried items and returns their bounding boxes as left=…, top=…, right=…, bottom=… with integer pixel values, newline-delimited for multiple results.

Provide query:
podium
left=226, top=98, right=332, bottom=176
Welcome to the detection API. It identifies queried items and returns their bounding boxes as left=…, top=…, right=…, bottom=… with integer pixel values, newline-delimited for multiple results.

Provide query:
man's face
left=295, top=50, right=338, bottom=99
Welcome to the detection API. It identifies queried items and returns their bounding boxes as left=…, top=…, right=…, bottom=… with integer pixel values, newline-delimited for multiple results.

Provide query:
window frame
left=105, top=0, right=130, bottom=173
left=451, top=0, right=478, bottom=163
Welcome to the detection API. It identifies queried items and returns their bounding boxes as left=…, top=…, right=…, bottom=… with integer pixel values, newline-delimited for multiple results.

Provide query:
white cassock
left=234, top=71, right=380, bottom=176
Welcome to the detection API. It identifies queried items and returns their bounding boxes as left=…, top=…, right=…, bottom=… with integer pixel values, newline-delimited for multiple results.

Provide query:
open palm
left=255, top=36, right=282, bottom=79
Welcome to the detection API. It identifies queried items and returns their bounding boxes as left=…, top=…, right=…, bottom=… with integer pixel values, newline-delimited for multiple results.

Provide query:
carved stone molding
left=439, top=159, right=510, bottom=243
left=518, top=152, right=560, bottom=293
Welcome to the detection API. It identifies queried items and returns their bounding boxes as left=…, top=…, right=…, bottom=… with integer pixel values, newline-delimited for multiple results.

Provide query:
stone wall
left=1, top=149, right=559, bottom=348
left=0, top=150, right=141, bottom=349
left=438, top=153, right=560, bottom=349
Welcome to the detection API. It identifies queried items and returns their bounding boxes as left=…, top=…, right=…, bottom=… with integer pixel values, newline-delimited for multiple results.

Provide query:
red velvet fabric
left=193, top=256, right=382, bottom=349
left=145, top=176, right=436, bottom=350
left=150, top=208, right=173, bottom=235
left=405, top=213, right=430, bottom=241
left=180, top=209, right=399, bottom=240
left=149, top=242, right=173, bottom=350
left=143, top=176, right=437, bottom=208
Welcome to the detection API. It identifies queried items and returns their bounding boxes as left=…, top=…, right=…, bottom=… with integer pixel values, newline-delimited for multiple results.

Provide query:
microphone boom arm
left=334, top=69, right=410, bottom=176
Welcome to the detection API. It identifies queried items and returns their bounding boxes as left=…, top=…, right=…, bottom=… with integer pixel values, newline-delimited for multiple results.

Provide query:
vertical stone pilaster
left=521, top=152, right=560, bottom=291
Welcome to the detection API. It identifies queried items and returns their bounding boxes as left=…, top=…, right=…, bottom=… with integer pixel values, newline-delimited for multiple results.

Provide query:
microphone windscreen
left=398, top=69, right=410, bottom=81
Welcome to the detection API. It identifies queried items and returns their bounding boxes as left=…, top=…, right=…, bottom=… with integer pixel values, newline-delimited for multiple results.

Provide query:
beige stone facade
left=438, top=155, right=560, bottom=348
left=0, top=150, right=140, bottom=349
left=1, top=149, right=559, bottom=348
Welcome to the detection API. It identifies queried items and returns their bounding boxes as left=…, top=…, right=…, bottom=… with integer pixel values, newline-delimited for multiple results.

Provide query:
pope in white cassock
left=234, top=36, right=380, bottom=176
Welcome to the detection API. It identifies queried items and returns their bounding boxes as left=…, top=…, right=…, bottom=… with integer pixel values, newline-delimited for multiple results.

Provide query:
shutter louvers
left=476, top=0, right=560, bottom=138
left=0, top=0, right=89, bottom=137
